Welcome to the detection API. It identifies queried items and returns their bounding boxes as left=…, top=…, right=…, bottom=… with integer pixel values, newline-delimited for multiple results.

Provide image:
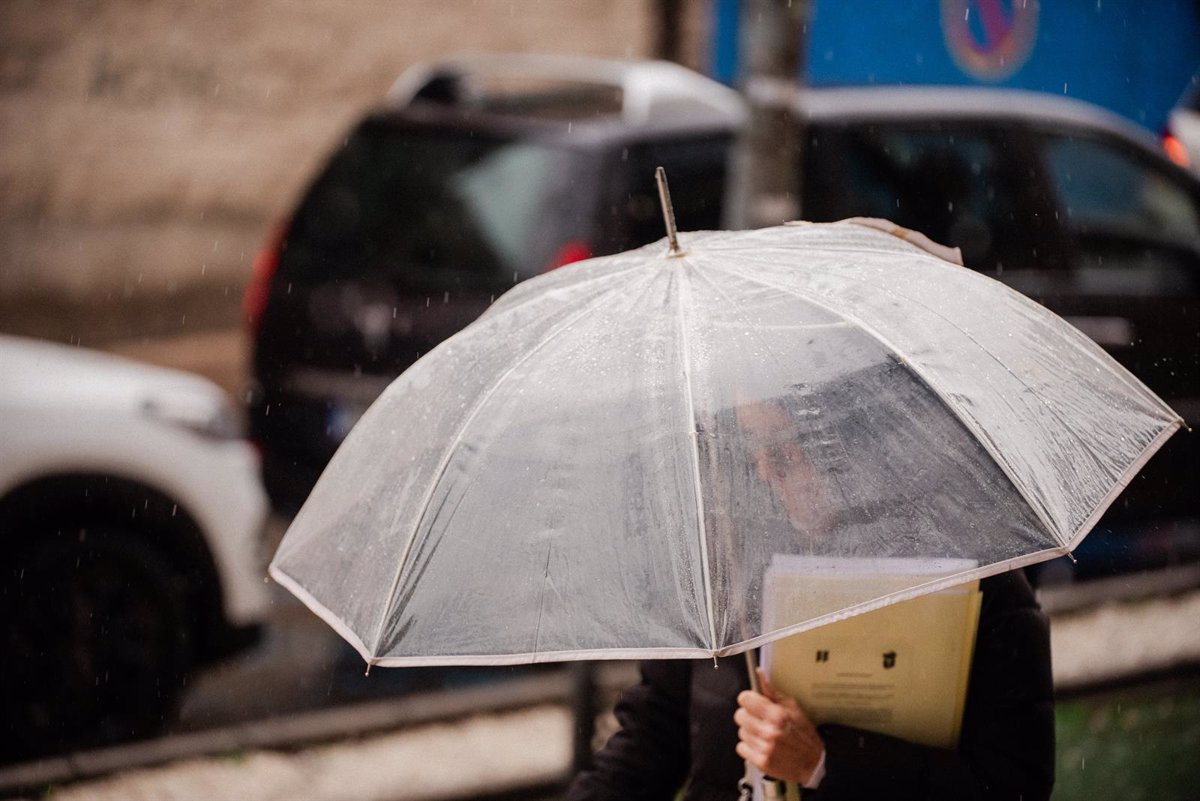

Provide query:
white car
left=0, top=334, right=270, bottom=761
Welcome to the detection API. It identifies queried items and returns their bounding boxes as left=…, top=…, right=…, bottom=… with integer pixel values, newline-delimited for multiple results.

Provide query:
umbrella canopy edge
left=268, top=562, right=377, bottom=665
left=715, top=544, right=1068, bottom=659
left=328, top=546, right=1071, bottom=668
left=1064, top=416, right=1185, bottom=552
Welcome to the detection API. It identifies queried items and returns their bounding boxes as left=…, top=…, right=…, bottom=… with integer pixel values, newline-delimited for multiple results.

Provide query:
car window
left=801, top=123, right=1048, bottom=273
left=1035, top=131, right=1200, bottom=297
left=283, top=121, right=597, bottom=290
left=1040, top=133, right=1200, bottom=242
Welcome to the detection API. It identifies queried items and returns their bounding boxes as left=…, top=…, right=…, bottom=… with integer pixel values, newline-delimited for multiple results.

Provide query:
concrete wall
left=0, top=0, right=708, bottom=340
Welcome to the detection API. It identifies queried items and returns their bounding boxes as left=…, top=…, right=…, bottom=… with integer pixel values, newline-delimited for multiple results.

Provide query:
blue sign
left=805, top=0, right=1200, bottom=131
left=711, top=0, right=1200, bottom=133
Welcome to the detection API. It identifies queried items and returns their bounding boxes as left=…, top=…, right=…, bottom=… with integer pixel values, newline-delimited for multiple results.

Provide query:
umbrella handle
left=741, top=649, right=795, bottom=800
left=745, top=648, right=762, bottom=693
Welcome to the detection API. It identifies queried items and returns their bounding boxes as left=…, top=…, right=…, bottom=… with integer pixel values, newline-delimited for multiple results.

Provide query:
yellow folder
left=761, top=556, right=982, bottom=750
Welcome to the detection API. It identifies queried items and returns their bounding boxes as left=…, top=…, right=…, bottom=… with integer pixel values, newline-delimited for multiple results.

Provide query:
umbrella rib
left=674, top=261, right=720, bottom=655
left=709, top=259, right=1069, bottom=551
left=368, top=267, right=661, bottom=658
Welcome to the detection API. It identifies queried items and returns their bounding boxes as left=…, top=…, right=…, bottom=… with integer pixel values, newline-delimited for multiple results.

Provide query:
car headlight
left=141, top=395, right=242, bottom=441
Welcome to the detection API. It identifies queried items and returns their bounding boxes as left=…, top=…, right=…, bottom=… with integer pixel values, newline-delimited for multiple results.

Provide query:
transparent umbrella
left=268, top=188, right=1182, bottom=669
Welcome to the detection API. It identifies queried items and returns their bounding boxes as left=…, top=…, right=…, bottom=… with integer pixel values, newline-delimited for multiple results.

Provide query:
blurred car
left=779, top=86, right=1200, bottom=554
left=247, top=55, right=1198, bottom=579
left=0, top=335, right=270, bottom=762
left=244, top=54, right=744, bottom=514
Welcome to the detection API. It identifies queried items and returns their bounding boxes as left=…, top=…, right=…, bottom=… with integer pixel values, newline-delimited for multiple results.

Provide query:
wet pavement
left=20, top=706, right=573, bottom=801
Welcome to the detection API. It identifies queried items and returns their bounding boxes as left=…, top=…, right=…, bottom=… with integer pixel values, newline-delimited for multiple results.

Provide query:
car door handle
left=1064, top=316, right=1135, bottom=348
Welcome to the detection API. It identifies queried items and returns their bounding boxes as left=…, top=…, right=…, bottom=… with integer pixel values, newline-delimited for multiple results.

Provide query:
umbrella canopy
left=269, top=219, right=1182, bottom=667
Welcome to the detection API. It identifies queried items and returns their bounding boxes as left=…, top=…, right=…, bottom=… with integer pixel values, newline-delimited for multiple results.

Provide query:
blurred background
left=1, top=1, right=1199, bottom=799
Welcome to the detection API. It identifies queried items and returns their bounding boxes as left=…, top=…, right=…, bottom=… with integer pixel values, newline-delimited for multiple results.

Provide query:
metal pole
left=654, top=0, right=684, bottom=62
left=725, top=0, right=808, bottom=230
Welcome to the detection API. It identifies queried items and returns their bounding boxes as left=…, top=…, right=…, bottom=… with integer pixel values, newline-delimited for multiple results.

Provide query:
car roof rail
left=387, top=53, right=746, bottom=127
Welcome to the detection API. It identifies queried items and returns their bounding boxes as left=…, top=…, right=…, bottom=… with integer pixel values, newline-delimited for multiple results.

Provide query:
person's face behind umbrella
left=734, top=397, right=835, bottom=538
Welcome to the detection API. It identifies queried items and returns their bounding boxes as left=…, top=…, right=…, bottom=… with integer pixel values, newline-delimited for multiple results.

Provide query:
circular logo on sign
left=942, top=0, right=1039, bottom=81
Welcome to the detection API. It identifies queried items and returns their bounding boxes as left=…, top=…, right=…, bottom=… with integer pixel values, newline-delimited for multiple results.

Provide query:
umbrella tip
left=655, top=167, right=683, bottom=257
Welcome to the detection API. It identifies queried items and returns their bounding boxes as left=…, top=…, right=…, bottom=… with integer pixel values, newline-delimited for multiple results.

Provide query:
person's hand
left=734, top=668, right=825, bottom=785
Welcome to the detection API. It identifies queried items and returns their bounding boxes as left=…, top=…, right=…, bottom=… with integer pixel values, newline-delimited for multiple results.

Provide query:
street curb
left=1036, top=563, right=1200, bottom=614
left=0, top=670, right=575, bottom=797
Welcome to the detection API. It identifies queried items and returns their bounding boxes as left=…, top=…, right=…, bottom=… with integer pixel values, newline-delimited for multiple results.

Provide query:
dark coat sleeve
left=565, top=659, right=692, bottom=801
left=812, top=570, right=1056, bottom=801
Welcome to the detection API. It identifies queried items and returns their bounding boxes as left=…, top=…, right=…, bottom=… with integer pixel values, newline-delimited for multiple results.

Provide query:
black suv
left=245, top=55, right=743, bottom=514
left=248, top=58, right=1198, bottom=578
left=777, top=86, right=1200, bottom=578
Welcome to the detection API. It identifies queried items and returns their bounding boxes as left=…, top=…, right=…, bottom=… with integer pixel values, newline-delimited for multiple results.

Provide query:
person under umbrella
left=566, top=393, right=1055, bottom=800
left=269, top=173, right=1179, bottom=801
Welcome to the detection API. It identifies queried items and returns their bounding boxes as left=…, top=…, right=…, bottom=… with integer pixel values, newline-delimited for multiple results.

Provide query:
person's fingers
left=737, top=690, right=785, bottom=724
left=735, top=707, right=782, bottom=740
left=737, top=726, right=772, bottom=753
left=735, top=740, right=768, bottom=772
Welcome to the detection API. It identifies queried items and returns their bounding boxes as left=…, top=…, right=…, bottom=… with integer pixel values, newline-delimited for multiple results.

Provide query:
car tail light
left=244, top=221, right=288, bottom=337
left=545, top=240, right=592, bottom=272
left=1163, top=133, right=1191, bottom=169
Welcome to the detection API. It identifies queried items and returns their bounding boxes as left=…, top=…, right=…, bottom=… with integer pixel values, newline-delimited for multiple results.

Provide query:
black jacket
left=567, top=571, right=1055, bottom=801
